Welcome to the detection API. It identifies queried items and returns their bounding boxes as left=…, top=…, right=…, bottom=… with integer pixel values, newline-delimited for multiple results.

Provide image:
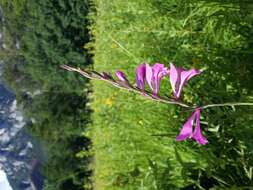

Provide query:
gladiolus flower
left=169, top=63, right=201, bottom=99
left=136, top=64, right=146, bottom=90
left=115, top=71, right=128, bottom=82
left=176, top=108, right=208, bottom=145
left=136, top=63, right=168, bottom=94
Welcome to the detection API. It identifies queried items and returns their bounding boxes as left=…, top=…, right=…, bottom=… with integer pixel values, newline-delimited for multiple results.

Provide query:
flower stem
left=199, top=102, right=253, bottom=110
left=61, top=65, right=253, bottom=111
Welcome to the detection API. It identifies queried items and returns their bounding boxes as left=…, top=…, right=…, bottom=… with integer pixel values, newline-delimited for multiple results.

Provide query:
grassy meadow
left=89, top=0, right=253, bottom=190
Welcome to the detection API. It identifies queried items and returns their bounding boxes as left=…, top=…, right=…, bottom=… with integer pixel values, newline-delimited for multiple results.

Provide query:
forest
left=1, top=0, right=92, bottom=189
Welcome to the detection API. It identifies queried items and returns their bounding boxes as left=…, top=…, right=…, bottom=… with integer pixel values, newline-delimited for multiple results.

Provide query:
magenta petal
left=136, top=63, right=167, bottom=94
left=176, top=110, right=196, bottom=141
left=152, top=63, right=166, bottom=94
left=115, top=71, right=127, bottom=81
left=192, top=109, right=208, bottom=145
left=145, top=64, right=153, bottom=90
left=169, top=63, right=179, bottom=97
left=152, top=63, right=165, bottom=78
left=175, top=69, right=201, bottom=98
left=136, top=64, right=146, bottom=90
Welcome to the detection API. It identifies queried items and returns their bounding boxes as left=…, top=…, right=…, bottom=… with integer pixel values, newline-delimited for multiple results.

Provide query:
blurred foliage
left=0, top=0, right=27, bottom=34
left=1, top=0, right=92, bottom=91
left=89, top=0, right=253, bottom=190
left=1, top=0, right=93, bottom=190
left=23, top=91, right=93, bottom=190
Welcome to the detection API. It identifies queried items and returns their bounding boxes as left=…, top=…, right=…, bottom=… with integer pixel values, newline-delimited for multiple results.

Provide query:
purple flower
left=115, top=71, right=128, bottom=82
left=176, top=109, right=208, bottom=145
left=136, top=64, right=146, bottom=90
left=136, top=63, right=168, bottom=94
left=169, top=63, right=201, bottom=99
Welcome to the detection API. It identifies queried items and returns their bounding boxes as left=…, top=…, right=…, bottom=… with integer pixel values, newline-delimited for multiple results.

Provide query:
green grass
left=88, top=0, right=253, bottom=189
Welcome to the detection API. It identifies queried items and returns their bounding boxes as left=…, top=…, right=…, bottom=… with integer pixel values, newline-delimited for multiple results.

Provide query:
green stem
left=199, top=102, right=253, bottom=110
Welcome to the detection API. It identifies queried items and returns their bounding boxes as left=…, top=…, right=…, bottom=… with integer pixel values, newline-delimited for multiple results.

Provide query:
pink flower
left=176, top=108, right=208, bottom=145
left=136, top=64, right=146, bottom=90
left=115, top=71, right=128, bottom=82
left=169, top=63, right=201, bottom=99
left=136, top=63, right=168, bottom=94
